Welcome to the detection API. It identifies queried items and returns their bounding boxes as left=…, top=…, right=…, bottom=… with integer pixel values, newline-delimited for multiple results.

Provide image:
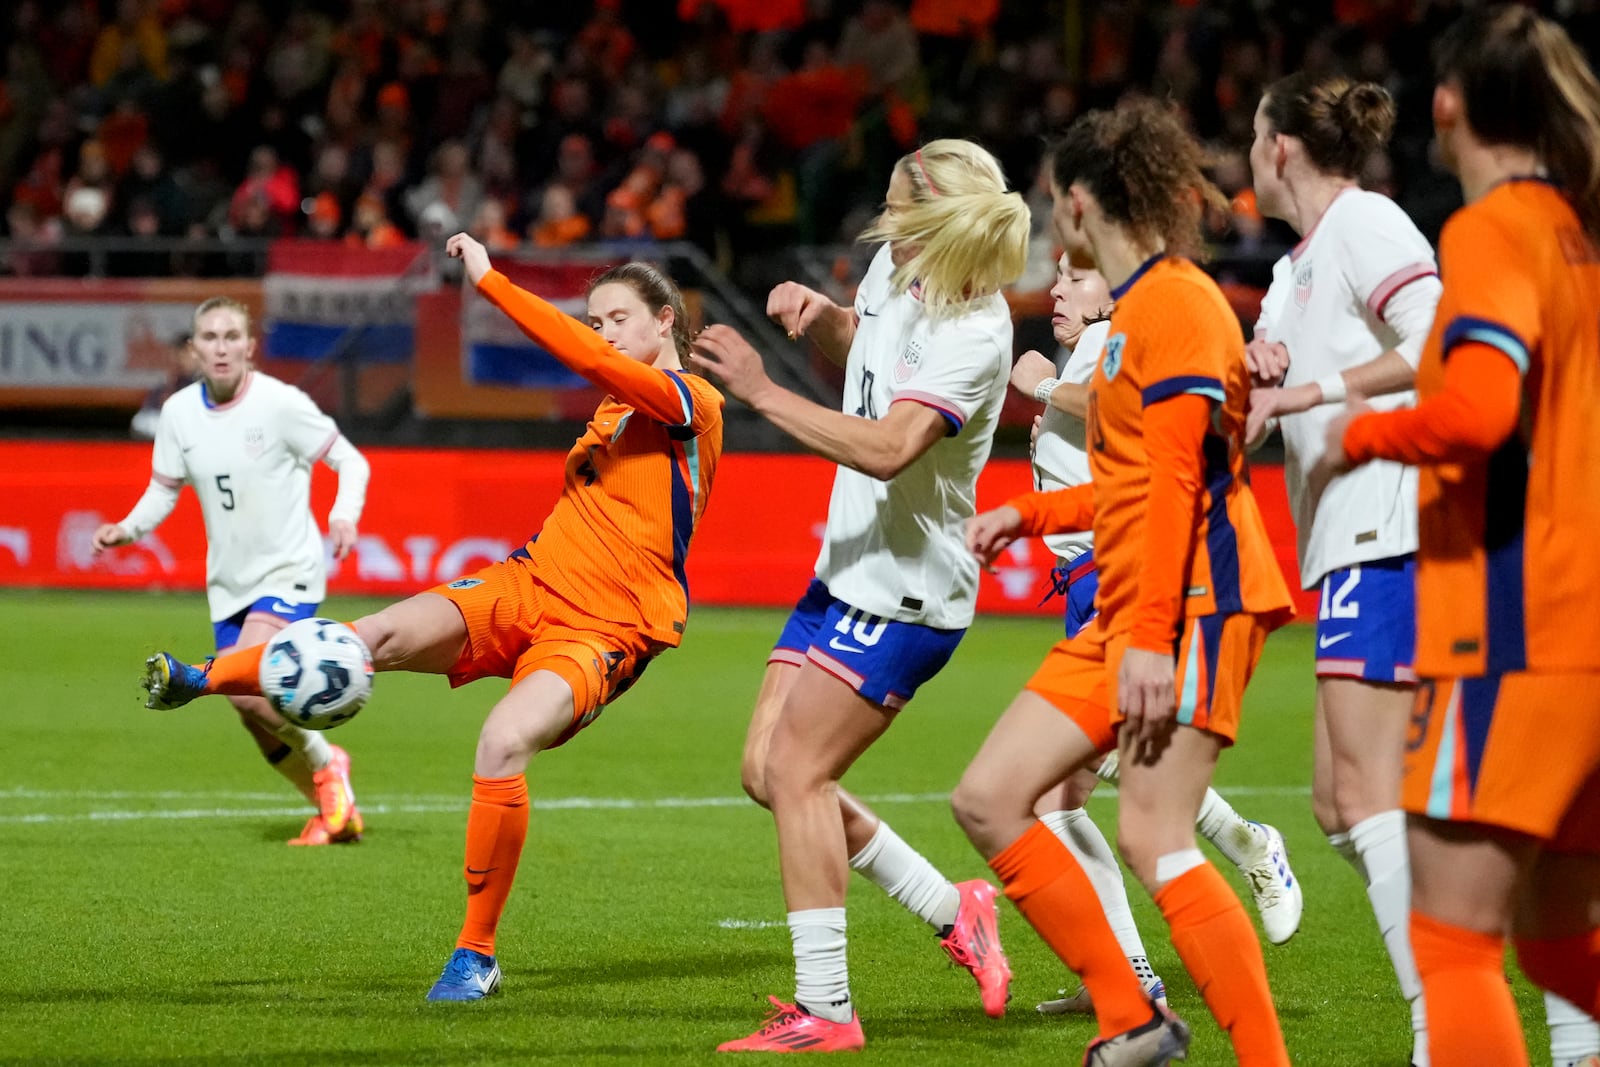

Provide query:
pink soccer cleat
left=939, top=879, right=1012, bottom=1017
left=717, top=997, right=865, bottom=1053
left=313, top=745, right=358, bottom=836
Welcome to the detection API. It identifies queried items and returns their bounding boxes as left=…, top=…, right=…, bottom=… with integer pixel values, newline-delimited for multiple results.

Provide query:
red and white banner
left=0, top=441, right=1317, bottom=618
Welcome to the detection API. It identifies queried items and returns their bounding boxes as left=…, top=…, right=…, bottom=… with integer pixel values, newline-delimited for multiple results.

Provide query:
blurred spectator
left=403, top=139, right=482, bottom=240
left=473, top=96, right=522, bottom=203
left=111, top=195, right=169, bottom=276
left=304, top=191, right=343, bottom=240
left=97, top=99, right=150, bottom=176
left=498, top=30, right=554, bottom=112
left=680, top=0, right=807, bottom=35
left=130, top=331, right=195, bottom=441
left=119, top=143, right=184, bottom=234
left=89, top=0, right=168, bottom=88
left=575, top=1, right=637, bottom=82
left=431, top=43, right=494, bottom=144
left=468, top=197, right=519, bottom=251
left=3, top=200, right=62, bottom=276
left=346, top=193, right=406, bottom=249
left=838, top=1, right=923, bottom=101
left=763, top=38, right=865, bottom=242
left=528, top=183, right=592, bottom=247
left=228, top=145, right=300, bottom=234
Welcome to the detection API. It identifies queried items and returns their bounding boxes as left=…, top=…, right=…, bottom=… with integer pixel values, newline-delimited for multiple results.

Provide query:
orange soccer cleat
left=287, top=805, right=364, bottom=846
left=313, top=745, right=359, bottom=836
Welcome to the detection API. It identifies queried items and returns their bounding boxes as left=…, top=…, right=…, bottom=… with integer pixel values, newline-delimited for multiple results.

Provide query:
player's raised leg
left=143, top=589, right=470, bottom=708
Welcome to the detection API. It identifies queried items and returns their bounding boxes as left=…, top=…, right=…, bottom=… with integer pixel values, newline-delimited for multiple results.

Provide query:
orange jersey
left=1350, top=179, right=1600, bottom=677
left=1016, top=257, right=1291, bottom=649
left=476, top=271, right=725, bottom=646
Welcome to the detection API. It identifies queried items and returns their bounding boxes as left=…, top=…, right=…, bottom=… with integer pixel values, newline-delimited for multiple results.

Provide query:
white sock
left=790, top=908, right=852, bottom=1023
left=1039, top=809, right=1149, bottom=963
left=1546, top=990, right=1600, bottom=1066
left=848, top=821, right=960, bottom=931
left=1327, top=829, right=1366, bottom=879
left=270, top=721, right=334, bottom=772
left=1349, top=811, right=1425, bottom=1058
left=1195, top=789, right=1267, bottom=869
left=265, top=743, right=317, bottom=804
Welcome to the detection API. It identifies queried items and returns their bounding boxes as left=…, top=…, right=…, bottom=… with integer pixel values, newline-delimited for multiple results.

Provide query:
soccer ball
left=260, top=618, right=374, bottom=730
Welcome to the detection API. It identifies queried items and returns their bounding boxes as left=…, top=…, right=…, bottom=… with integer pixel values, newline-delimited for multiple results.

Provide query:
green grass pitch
left=0, top=589, right=1553, bottom=1065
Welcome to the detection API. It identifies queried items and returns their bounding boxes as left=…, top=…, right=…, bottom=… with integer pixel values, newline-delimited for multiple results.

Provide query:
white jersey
left=1258, top=189, right=1439, bottom=588
left=148, top=372, right=342, bottom=620
left=1032, top=319, right=1109, bottom=561
left=815, top=244, right=1012, bottom=629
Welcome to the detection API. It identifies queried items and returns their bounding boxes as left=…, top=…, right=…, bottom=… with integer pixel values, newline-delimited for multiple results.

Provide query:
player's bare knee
left=739, top=756, right=771, bottom=808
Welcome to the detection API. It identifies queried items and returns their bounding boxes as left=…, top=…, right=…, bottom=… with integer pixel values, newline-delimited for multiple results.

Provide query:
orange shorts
left=1403, top=673, right=1600, bottom=851
left=1025, top=612, right=1273, bottom=751
left=432, top=557, right=662, bottom=747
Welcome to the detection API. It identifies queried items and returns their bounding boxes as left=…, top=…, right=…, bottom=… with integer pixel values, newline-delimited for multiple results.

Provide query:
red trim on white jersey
left=1367, top=262, right=1438, bottom=321
left=891, top=392, right=966, bottom=430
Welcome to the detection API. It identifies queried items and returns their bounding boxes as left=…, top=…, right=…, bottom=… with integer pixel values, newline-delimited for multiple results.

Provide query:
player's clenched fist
left=964, top=505, right=1023, bottom=570
left=91, top=523, right=130, bottom=554
left=766, top=282, right=835, bottom=340
left=445, top=232, right=492, bottom=285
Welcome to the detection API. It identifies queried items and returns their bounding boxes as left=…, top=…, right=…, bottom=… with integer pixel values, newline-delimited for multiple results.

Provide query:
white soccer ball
left=260, top=617, right=374, bottom=730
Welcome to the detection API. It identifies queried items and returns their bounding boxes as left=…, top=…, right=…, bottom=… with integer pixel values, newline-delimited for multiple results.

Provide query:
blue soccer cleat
left=427, top=948, right=502, bottom=1002
left=142, top=653, right=211, bottom=710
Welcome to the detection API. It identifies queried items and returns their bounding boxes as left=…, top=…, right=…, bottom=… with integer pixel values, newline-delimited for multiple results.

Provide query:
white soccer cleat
left=1038, top=975, right=1166, bottom=1016
left=1241, top=822, right=1302, bottom=945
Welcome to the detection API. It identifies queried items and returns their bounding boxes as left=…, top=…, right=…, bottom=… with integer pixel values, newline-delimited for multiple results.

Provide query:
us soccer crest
left=244, top=427, right=265, bottom=459
left=1293, top=258, right=1314, bottom=308
left=894, top=339, right=924, bottom=383
left=1101, top=334, right=1126, bottom=380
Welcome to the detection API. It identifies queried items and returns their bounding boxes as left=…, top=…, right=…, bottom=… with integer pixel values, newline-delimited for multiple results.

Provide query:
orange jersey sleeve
left=1386, top=180, right=1600, bottom=676
left=1344, top=342, right=1522, bottom=465
left=1009, top=483, right=1094, bottom=537
left=476, top=270, right=700, bottom=428
left=1131, top=393, right=1209, bottom=652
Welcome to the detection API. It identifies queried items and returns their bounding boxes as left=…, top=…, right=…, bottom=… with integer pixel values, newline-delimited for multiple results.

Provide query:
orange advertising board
left=0, top=442, right=1318, bottom=620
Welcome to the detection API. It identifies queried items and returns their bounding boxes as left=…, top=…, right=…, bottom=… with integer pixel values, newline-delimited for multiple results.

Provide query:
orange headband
left=914, top=149, right=941, bottom=197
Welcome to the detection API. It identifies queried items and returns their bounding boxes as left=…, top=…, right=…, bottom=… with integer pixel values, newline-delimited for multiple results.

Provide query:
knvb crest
left=894, top=339, right=924, bottom=383
left=1293, top=258, right=1314, bottom=308
left=244, top=427, right=266, bottom=459
left=1101, top=334, right=1126, bottom=381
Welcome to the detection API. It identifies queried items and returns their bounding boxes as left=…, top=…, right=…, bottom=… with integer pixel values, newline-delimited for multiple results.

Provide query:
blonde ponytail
left=860, top=139, right=1032, bottom=316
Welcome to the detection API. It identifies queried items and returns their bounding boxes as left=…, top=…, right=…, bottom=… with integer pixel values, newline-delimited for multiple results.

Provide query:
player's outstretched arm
left=445, top=232, right=694, bottom=427
left=690, top=324, right=945, bottom=480
left=98, top=477, right=182, bottom=553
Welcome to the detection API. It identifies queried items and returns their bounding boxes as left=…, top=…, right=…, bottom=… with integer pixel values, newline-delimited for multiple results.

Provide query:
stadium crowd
left=3, top=0, right=1579, bottom=279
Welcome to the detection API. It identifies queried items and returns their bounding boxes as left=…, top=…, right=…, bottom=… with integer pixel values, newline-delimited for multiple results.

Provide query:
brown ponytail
left=1261, top=72, right=1396, bottom=178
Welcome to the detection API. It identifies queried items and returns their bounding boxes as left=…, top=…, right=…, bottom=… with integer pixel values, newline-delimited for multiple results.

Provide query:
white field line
left=0, top=786, right=1309, bottom=826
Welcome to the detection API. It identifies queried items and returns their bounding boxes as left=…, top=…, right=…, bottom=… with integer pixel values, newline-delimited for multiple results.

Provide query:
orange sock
left=1155, top=863, right=1288, bottom=1067
left=1412, top=911, right=1527, bottom=1067
left=202, top=644, right=266, bottom=697
left=989, top=820, right=1151, bottom=1038
left=455, top=774, right=530, bottom=956
left=1518, top=927, right=1600, bottom=1017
